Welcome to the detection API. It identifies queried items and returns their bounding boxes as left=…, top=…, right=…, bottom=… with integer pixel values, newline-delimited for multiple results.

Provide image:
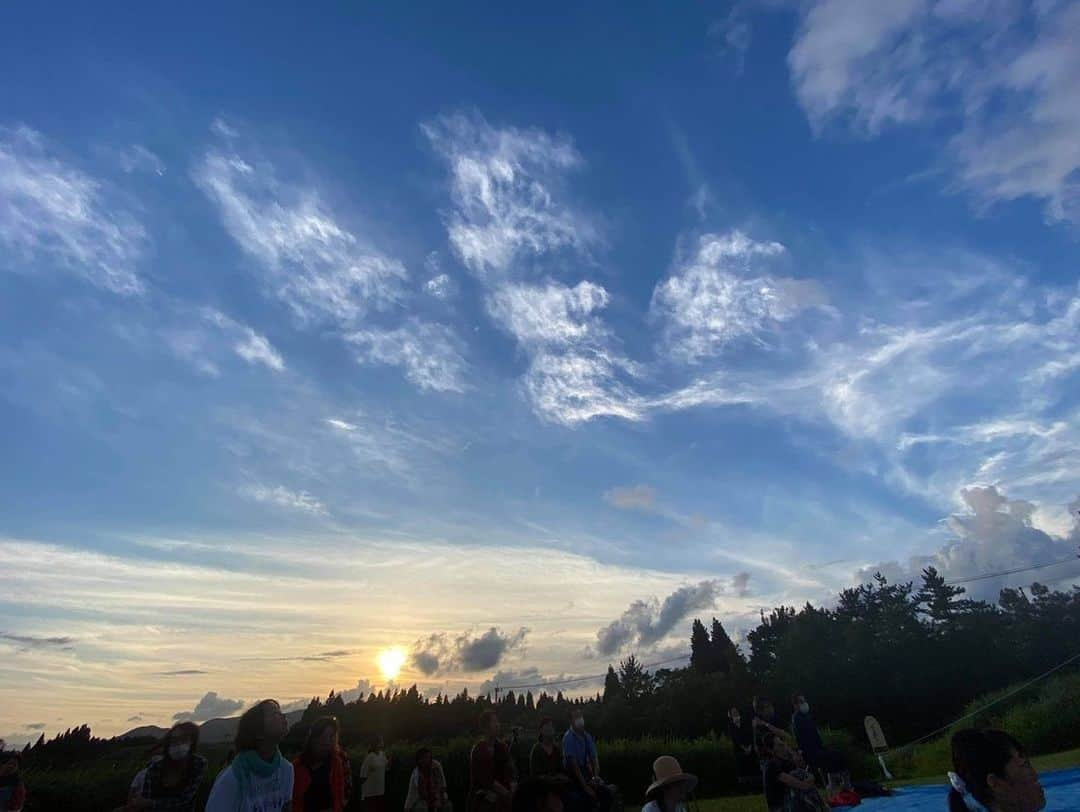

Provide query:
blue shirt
left=561, top=728, right=597, bottom=775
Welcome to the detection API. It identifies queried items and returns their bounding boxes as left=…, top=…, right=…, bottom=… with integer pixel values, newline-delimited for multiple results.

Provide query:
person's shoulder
left=280, top=757, right=295, bottom=776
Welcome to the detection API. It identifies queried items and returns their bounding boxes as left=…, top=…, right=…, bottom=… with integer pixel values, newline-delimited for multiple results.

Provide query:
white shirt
left=205, top=758, right=294, bottom=812
left=361, top=751, right=388, bottom=798
left=641, top=802, right=661, bottom=812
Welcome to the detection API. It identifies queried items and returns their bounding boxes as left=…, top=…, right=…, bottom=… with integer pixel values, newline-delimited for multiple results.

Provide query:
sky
left=1, top=0, right=1078, bottom=743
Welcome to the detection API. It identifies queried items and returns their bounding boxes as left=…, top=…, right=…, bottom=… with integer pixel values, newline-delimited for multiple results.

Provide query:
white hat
left=645, top=755, right=698, bottom=799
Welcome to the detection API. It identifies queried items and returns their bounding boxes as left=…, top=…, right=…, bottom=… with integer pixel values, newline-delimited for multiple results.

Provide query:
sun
left=376, top=647, right=406, bottom=681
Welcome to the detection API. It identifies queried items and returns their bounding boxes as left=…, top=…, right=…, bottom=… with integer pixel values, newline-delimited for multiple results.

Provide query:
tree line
left=17, top=567, right=1080, bottom=769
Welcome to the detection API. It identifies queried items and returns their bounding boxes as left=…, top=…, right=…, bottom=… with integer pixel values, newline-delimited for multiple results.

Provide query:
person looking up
left=120, top=721, right=206, bottom=811
left=206, top=699, right=293, bottom=812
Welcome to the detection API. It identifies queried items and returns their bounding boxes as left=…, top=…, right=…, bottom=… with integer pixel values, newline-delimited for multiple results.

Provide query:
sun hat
left=645, top=755, right=698, bottom=799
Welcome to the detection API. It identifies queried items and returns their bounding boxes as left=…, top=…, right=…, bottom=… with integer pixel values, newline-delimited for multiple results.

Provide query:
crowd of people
left=0, top=691, right=1051, bottom=812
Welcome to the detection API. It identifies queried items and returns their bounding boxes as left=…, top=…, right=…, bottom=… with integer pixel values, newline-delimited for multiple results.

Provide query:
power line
left=885, top=648, right=1080, bottom=755
left=945, top=554, right=1079, bottom=586
left=494, top=653, right=691, bottom=693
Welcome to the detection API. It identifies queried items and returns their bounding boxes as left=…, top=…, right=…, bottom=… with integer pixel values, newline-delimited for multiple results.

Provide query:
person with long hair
left=469, top=710, right=514, bottom=812
left=0, top=752, right=26, bottom=812
left=405, top=746, right=449, bottom=812
left=206, top=699, right=294, bottom=812
left=292, top=716, right=352, bottom=812
left=119, top=721, right=206, bottom=811
left=360, top=736, right=391, bottom=812
left=529, top=718, right=562, bottom=779
left=948, top=729, right=1045, bottom=812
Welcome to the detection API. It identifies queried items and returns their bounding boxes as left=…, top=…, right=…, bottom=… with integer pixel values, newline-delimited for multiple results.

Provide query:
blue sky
left=1, top=1, right=1078, bottom=740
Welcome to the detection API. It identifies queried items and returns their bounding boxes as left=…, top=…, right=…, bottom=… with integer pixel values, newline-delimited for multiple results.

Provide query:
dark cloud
left=24, top=723, right=46, bottom=730
left=603, top=485, right=656, bottom=511
left=173, top=691, right=244, bottom=722
left=731, top=572, right=751, bottom=597
left=127, top=715, right=143, bottom=723
left=155, top=669, right=209, bottom=676
left=245, top=649, right=354, bottom=663
left=0, top=632, right=75, bottom=649
left=859, top=487, right=1080, bottom=600
left=411, top=627, right=528, bottom=676
left=595, top=580, right=721, bottom=656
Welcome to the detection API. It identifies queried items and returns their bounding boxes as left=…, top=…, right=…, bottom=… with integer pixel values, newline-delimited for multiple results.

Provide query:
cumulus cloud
left=242, top=483, right=327, bottom=516
left=477, top=667, right=563, bottom=696
left=193, top=141, right=406, bottom=325
left=859, top=486, right=1080, bottom=599
left=422, top=112, right=595, bottom=277
left=594, top=580, right=722, bottom=656
left=604, top=485, right=657, bottom=512
left=785, top=0, right=1080, bottom=222
left=347, top=319, right=469, bottom=393
left=410, top=627, right=529, bottom=675
left=0, top=125, right=146, bottom=294
left=651, top=231, right=826, bottom=362
left=173, top=691, right=244, bottom=722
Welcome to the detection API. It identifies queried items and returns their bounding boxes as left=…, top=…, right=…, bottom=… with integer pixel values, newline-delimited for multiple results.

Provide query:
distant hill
left=117, top=709, right=305, bottom=744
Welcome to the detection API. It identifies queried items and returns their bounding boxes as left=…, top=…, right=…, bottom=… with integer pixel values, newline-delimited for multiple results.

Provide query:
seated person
left=530, top=718, right=563, bottom=779
left=513, top=777, right=564, bottom=812
left=561, top=710, right=613, bottom=812
left=948, top=729, right=1045, bottom=812
left=762, top=734, right=826, bottom=812
left=641, top=756, right=696, bottom=812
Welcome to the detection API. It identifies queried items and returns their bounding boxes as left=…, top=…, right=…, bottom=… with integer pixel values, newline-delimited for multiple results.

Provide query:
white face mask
left=168, top=743, right=191, bottom=760
left=731, top=714, right=741, bottom=726
left=573, top=717, right=585, bottom=731
left=799, top=702, right=810, bottom=714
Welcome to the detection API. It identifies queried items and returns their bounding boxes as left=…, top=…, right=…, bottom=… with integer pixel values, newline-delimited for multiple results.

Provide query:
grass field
left=693, top=747, right=1080, bottom=812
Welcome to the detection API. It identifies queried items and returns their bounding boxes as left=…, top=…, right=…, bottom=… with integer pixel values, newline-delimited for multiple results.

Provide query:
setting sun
left=376, top=647, right=407, bottom=681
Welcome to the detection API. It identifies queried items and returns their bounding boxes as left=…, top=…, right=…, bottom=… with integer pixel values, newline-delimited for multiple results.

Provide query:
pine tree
left=602, top=665, right=621, bottom=703
left=618, top=655, right=654, bottom=703
left=690, top=618, right=713, bottom=673
left=916, top=566, right=968, bottom=632
left=525, top=691, right=535, bottom=711
left=710, top=617, right=737, bottom=675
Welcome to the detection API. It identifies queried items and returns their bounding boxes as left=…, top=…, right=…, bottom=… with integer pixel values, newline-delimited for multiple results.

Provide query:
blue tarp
left=839, top=767, right=1080, bottom=811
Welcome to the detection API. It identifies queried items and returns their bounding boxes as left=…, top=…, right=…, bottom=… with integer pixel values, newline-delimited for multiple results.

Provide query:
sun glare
left=376, top=647, right=406, bottom=681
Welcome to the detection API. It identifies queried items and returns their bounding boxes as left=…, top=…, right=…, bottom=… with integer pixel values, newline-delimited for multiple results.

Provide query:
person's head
left=513, top=777, right=564, bottom=812
left=949, top=729, right=1045, bottom=812
left=792, top=693, right=809, bottom=715
left=303, top=716, right=340, bottom=764
left=754, top=697, right=776, bottom=721
left=538, top=716, right=555, bottom=741
left=0, top=752, right=20, bottom=777
left=646, top=756, right=698, bottom=812
left=416, top=747, right=433, bottom=771
left=479, top=709, right=500, bottom=739
left=234, top=699, right=287, bottom=753
left=728, top=706, right=742, bottom=725
left=369, top=735, right=385, bottom=753
left=163, top=721, right=199, bottom=764
left=763, top=733, right=795, bottom=763
left=569, top=708, right=585, bottom=732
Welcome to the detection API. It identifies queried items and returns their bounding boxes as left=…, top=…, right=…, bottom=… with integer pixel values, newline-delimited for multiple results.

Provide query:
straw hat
left=645, top=755, right=698, bottom=799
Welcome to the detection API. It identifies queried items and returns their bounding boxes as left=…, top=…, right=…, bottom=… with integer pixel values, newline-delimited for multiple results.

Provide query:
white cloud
left=488, top=280, right=610, bottom=348
left=163, top=308, right=285, bottom=375
left=651, top=231, right=826, bottom=362
left=242, top=483, right=327, bottom=516
left=859, top=486, right=1080, bottom=599
left=0, top=126, right=146, bottom=294
left=347, top=320, right=468, bottom=393
left=422, top=112, right=596, bottom=277
left=173, top=691, right=244, bottom=722
left=193, top=145, right=406, bottom=325
left=114, top=144, right=166, bottom=176
left=234, top=328, right=285, bottom=372
left=424, top=273, right=455, bottom=299
left=786, top=0, right=1080, bottom=222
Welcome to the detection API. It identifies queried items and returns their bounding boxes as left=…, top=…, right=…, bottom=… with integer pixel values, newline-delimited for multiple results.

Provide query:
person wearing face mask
left=529, top=718, right=563, bottom=779
left=725, top=707, right=758, bottom=790
left=561, top=709, right=612, bottom=812
left=206, top=699, right=294, bottom=812
left=119, top=721, right=206, bottom=811
left=641, top=756, right=696, bottom=812
left=789, top=693, right=846, bottom=786
left=948, top=729, right=1045, bottom=812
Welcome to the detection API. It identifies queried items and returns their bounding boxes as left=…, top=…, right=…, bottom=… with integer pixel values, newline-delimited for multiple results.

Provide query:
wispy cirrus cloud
left=241, top=483, right=327, bottom=516
left=651, top=231, right=827, bottom=362
left=348, top=319, right=468, bottom=393
left=0, top=632, right=75, bottom=650
left=0, top=125, right=147, bottom=294
left=192, top=139, right=406, bottom=326
left=603, top=485, right=657, bottom=512
left=785, top=0, right=1080, bottom=222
